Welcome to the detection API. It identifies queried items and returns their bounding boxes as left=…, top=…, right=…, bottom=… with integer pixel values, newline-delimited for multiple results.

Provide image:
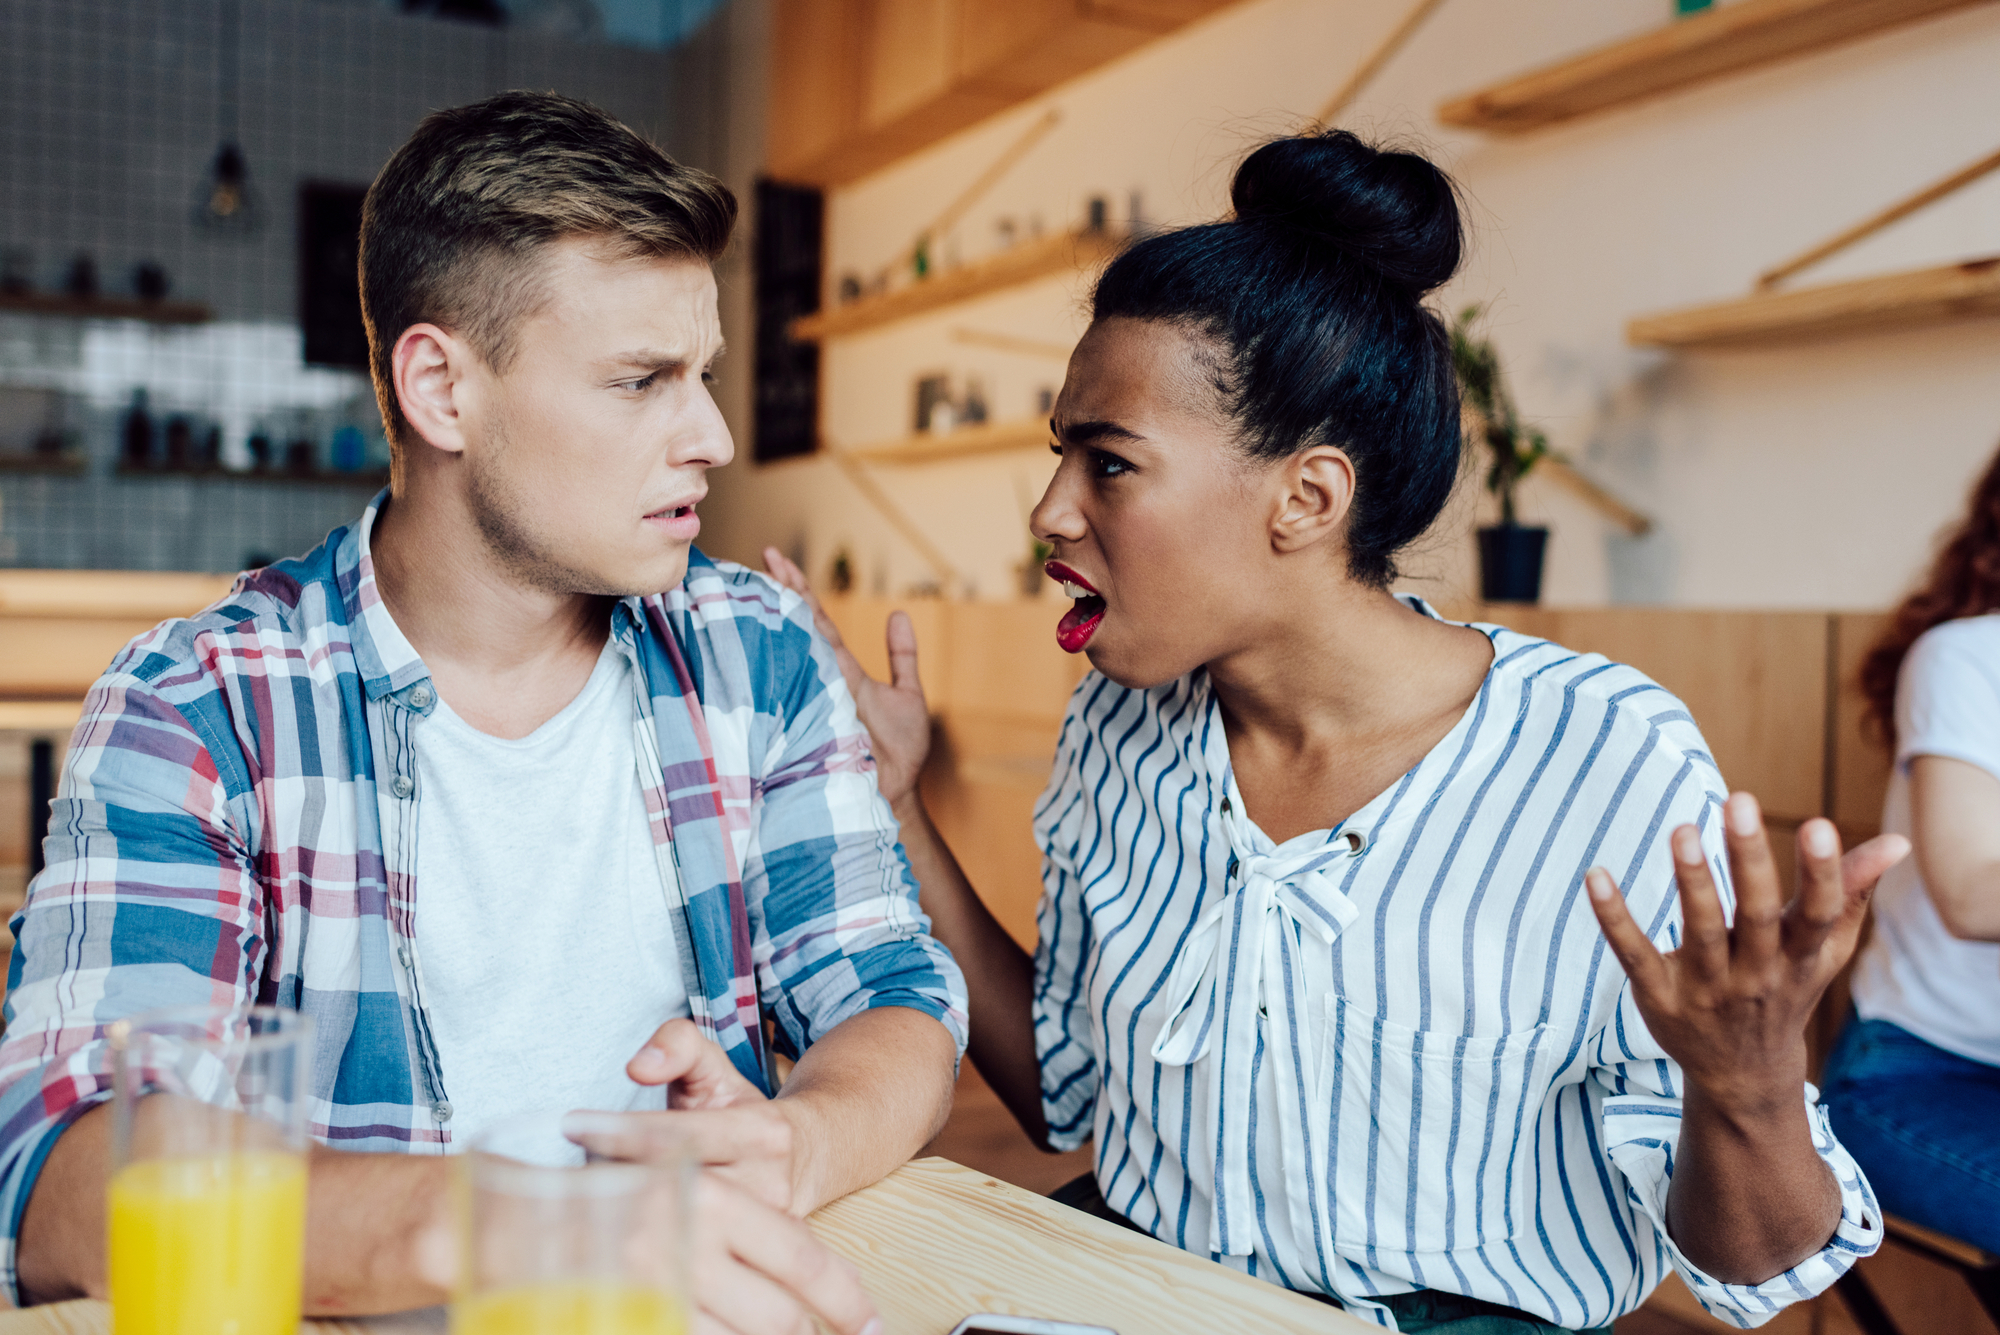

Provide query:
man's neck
left=370, top=485, right=615, bottom=739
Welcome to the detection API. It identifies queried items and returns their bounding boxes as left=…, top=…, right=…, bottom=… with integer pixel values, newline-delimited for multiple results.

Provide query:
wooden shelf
left=842, top=418, right=1050, bottom=464
left=0, top=291, right=212, bottom=324
left=791, top=228, right=1123, bottom=343
left=1627, top=255, right=2000, bottom=348
left=0, top=451, right=87, bottom=476
left=1437, top=0, right=1990, bottom=134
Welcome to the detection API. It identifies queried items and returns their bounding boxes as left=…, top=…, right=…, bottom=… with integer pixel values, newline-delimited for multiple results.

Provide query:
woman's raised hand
left=1586, top=793, right=1907, bottom=1102
left=761, top=548, right=933, bottom=807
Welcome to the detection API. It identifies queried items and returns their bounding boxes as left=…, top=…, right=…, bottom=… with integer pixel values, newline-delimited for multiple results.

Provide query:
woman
left=1822, top=447, right=2000, bottom=1254
left=768, top=131, right=1902, bottom=1332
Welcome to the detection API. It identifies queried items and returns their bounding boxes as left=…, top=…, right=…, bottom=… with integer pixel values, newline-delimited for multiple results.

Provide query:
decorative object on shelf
left=829, top=549, right=854, bottom=595
left=247, top=427, right=274, bottom=471
left=132, top=262, right=170, bottom=302
left=1438, top=0, right=1984, bottom=134
left=0, top=249, right=28, bottom=296
left=837, top=273, right=862, bottom=304
left=1631, top=142, right=2000, bottom=349
left=195, top=0, right=259, bottom=236
left=962, top=376, right=989, bottom=426
left=64, top=254, right=98, bottom=300
left=121, top=389, right=155, bottom=472
left=1676, top=0, right=1714, bottom=13
left=1086, top=197, right=1107, bottom=233
left=1452, top=307, right=1550, bottom=603
left=283, top=436, right=316, bottom=477
left=1318, top=0, right=1451, bottom=127
left=915, top=374, right=953, bottom=433
left=164, top=417, right=194, bottom=472
left=330, top=424, right=367, bottom=473
left=1037, top=386, right=1055, bottom=416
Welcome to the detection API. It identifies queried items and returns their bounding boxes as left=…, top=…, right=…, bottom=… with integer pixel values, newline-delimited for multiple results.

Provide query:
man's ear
left=392, top=323, right=475, bottom=457
left=1270, top=445, right=1356, bottom=554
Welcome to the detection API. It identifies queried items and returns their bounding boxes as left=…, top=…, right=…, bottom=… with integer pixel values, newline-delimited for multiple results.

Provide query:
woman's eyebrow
left=1055, top=418, right=1146, bottom=448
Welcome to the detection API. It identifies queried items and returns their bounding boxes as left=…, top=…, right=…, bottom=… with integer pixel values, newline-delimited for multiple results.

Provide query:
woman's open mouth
left=1046, top=560, right=1105, bottom=653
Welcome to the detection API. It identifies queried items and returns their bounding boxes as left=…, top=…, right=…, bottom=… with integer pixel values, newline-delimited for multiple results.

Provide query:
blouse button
left=431, top=1100, right=453, bottom=1123
left=392, top=775, right=414, bottom=799
left=409, top=685, right=434, bottom=710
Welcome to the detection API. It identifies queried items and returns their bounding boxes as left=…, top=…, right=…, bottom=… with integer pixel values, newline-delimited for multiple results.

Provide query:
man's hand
left=688, top=1173, right=881, bottom=1335
left=1585, top=793, right=1907, bottom=1105
left=761, top=548, right=932, bottom=806
left=565, top=1019, right=809, bottom=1214
left=1584, top=791, right=1909, bottom=1282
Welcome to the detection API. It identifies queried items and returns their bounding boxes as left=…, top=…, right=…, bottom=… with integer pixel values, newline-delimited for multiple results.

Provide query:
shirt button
left=409, top=685, right=434, bottom=710
left=392, top=775, right=413, bottom=799
left=432, top=1100, right=453, bottom=1122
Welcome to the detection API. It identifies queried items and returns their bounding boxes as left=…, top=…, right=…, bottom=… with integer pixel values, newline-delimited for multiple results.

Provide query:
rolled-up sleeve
left=742, top=605, right=967, bottom=1061
left=1031, top=703, right=1096, bottom=1153
left=1602, top=1073, right=1880, bottom=1328
left=0, top=672, right=260, bottom=1304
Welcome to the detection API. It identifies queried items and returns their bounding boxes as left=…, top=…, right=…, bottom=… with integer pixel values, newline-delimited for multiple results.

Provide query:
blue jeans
left=1821, top=1015, right=2000, bottom=1254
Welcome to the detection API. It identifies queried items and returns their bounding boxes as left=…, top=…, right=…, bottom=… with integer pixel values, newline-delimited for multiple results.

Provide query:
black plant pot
left=1478, top=524, right=1548, bottom=603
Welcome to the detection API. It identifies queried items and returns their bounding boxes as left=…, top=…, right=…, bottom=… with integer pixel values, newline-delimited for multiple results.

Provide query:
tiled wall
left=0, top=0, right=712, bottom=572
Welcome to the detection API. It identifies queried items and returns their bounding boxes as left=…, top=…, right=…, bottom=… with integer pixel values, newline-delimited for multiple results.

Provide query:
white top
left=413, top=639, right=691, bottom=1152
left=1850, top=614, right=2000, bottom=1068
left=1032, top=599, right=1879, bottom=1331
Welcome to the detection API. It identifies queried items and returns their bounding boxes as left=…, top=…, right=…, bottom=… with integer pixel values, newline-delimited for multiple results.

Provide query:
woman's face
left=1033, top=317, right=1316, bottom=690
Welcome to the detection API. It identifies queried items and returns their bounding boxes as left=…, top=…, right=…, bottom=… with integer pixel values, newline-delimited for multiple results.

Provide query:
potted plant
left=1451, top=305, right=1550, bottom=604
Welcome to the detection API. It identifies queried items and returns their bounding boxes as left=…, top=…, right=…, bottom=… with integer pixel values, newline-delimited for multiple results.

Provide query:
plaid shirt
left=0, top=493, right=967, bottom=1301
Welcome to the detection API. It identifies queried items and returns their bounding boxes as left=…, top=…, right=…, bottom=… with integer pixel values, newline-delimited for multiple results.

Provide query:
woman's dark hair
left=1860, top=441, right=2000, bottom=746
left=1092, top=130, right=1464, bottom=585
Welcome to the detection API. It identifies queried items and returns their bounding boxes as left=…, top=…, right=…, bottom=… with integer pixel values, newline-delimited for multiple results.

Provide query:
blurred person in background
left=1823, top=443, right=2000, bottom=1254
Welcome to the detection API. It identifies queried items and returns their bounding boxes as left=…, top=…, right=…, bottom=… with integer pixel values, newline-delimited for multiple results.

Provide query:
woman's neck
left=1206, top=582, right=1494, bottom=842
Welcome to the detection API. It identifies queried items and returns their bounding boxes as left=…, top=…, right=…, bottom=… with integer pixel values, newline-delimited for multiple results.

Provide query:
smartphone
left=947, top=1317, right=1118, bottom=1335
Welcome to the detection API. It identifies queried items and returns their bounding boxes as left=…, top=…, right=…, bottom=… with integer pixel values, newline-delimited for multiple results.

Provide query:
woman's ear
left=1270, top=445, right=1356, bottom=553
left=392, top=323, right=473, bottom=457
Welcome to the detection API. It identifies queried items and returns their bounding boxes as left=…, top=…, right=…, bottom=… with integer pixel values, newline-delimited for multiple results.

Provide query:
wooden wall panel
left=1470, top=606, right=1831, bottom=822
left=1830, top=611, right=1895, bottom=838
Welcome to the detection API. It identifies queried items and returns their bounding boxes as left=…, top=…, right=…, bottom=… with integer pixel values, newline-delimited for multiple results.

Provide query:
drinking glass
left=108, top=1005, right=313, bottom=1335
left=455, top=1115, right=692, bottom=1335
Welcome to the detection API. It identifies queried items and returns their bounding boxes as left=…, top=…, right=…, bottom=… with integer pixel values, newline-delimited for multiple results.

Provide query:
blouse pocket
left=1316, top=994, right=1557, bottom=1259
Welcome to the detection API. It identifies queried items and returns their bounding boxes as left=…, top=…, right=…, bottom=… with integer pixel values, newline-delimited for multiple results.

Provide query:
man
left=0, top=92, right=965, bottom=1334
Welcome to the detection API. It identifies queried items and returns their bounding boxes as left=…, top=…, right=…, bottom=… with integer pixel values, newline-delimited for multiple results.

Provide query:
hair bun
left=1230, top=130, right=1462, bottom=294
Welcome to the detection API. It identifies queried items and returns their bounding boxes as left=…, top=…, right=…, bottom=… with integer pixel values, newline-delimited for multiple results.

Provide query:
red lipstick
left=1046, top=560, right=1105, bottom=654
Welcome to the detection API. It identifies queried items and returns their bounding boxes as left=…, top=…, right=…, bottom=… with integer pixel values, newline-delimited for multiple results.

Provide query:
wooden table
left=0, top=1159, right=1358, bottom=1335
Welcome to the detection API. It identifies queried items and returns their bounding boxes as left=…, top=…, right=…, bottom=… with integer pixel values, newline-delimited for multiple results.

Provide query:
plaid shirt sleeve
left=736, top=583, right=968, bottom=1062
left=0, top=658, right=263, bottom=1301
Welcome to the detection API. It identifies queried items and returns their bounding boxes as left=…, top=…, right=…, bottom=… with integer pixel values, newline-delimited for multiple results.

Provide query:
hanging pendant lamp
left=195, top=0, right=258, bottom=236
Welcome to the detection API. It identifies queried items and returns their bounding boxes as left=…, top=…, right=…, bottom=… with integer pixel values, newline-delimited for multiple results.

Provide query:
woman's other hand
left=761, top=547, right=932, bottom=807
left=1586, top=792, right=1908, bottom=1105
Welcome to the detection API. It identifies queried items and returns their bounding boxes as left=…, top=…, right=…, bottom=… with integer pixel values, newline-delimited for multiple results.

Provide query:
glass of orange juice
left=108, top=1004, right=312, bottom=1335
left=455, top=1115, right=692, bottom=1335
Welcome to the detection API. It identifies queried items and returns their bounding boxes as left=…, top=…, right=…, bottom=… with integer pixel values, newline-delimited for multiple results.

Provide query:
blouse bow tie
left=1149, top=818, right=1364, bottom=1259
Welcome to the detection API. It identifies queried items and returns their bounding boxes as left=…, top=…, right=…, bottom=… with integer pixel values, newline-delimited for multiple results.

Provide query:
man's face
left=456, top=238, right=732, bottom=597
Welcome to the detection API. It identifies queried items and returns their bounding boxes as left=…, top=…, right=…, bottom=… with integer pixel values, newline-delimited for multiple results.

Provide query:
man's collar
left=339, top=489, right=435, bottom=704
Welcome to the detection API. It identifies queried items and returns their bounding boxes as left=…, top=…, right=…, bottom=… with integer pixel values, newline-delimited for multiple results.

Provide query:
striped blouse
left=1031, top=601, right=1878, bottom=1331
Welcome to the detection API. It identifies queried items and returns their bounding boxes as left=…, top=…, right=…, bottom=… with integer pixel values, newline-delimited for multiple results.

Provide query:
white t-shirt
left=1850, top=614, right=2000, bottom=1068
left=412, top=640, right=691, bottom=1150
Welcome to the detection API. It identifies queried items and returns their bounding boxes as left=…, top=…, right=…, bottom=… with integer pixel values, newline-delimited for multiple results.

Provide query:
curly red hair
left=1861, top=440, right=2000, bottom=746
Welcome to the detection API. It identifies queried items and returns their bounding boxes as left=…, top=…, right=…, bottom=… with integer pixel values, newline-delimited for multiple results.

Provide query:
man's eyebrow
left=599, top=343, right=725, bottom=370
left=1053, top=418, right=1146, bottom=448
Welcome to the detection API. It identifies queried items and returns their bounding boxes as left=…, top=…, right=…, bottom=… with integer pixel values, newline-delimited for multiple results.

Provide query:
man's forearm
left=890, top=793, right=1048, bottom=1147
left=1665, top=1075, right=1843, bottom=1284
left=17, top=1101, right=452, bottom=1315
left=774, top=1005, right=958, bottom=1214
